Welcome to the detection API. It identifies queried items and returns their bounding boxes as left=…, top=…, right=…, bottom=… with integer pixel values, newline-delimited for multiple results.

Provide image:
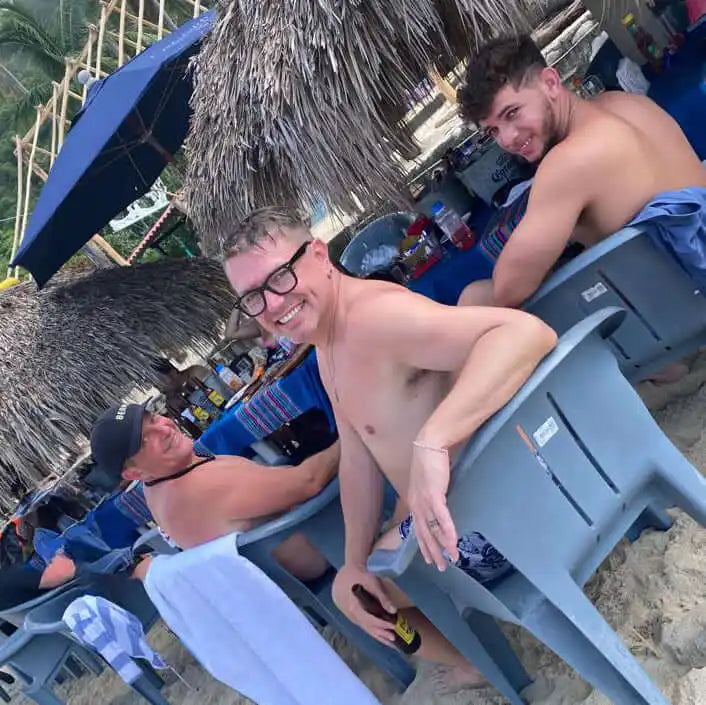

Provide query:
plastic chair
left=22, top=578, right=167, bottom=705
left=236, top=480, right=416, bottom=691
left=369, top=307, right=706, bottom=705
left=339, top=213, right=415, bottom=275
left=0, top=581, right=104, bottom=705
left=524, top=226, right=706, bottom=382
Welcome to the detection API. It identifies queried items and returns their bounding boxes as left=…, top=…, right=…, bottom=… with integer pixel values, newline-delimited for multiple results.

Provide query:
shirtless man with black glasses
left=222, top=206, right=556, bottom=686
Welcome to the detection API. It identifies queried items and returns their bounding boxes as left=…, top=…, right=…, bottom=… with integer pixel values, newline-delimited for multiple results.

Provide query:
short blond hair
left=222, top=207, right=311, bottom=260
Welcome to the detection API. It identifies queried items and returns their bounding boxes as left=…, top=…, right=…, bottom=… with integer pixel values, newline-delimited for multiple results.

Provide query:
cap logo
left=115, top=404, right=128, bottom=421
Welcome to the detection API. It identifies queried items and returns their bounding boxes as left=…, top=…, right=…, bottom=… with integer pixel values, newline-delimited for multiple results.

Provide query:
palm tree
left=0, top=0, right=97, bottom=125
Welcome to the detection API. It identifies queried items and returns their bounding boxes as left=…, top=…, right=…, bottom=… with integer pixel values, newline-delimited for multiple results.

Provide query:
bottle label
left=393, top=615, right=416, bottom=645
left=208, top=390, right=225, bottom=407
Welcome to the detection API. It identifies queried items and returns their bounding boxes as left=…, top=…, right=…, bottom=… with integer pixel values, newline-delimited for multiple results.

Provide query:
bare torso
left=559, top=92, right=706, bottom=245
left=317, top=278, right=450, bottom=499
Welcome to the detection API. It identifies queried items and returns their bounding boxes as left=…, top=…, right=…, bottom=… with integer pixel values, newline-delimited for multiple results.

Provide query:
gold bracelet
left=412, top=440, right=449, bottom=455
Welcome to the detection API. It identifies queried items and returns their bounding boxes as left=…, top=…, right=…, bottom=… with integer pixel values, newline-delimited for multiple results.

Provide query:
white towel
left=144, top=533, right=381, bottom=705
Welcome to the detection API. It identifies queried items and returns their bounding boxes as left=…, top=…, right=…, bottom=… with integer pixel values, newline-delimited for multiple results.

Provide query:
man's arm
left=358, top=289, right=557, bottom=567
left=203, top=442, right=339, bottom=522
left=491, top=148, right=591, bottom=308
left=331, top=413, right=398, bottom=640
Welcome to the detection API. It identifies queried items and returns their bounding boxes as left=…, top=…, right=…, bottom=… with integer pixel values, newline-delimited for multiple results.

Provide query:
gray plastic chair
left=339, top=213, right=415, bottom=275
left=369, top=307, right=706, bottom=705
left=23, top=578, right=168, bottom=705
left=236, top=479, right=416, bottom=691
left=524, top=226, right=706, bottom=382
left=2, top=576, right=166, bottom=705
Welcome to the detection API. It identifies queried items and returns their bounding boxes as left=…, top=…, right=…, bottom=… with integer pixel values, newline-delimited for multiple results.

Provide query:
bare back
left=144, top=458, right=260, bottom=549
left=566, top=92, right=706, bottom=244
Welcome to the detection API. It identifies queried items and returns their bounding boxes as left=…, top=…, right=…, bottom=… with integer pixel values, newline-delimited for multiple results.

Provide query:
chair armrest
left=523, top=226, right=646, bottom=307
left=0, top=578, right=82, bottom=624
left=367, top=534, right=420, bottom=579
left=237, top=478, right=340, bottom=547
left=133, top=527, right=179, bottom=555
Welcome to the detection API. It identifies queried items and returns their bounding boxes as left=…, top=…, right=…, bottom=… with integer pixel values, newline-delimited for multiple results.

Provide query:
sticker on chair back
left=532, top=416, right=559, bottom=447
left=580, top=282, right=608, bottom=303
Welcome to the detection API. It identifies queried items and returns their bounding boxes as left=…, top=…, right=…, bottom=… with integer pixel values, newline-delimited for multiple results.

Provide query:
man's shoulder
left=343, top=278, right=414, bottom=331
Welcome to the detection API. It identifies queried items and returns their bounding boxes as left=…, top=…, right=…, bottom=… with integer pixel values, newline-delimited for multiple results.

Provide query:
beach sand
left=10, top=351, right=706, bottom=705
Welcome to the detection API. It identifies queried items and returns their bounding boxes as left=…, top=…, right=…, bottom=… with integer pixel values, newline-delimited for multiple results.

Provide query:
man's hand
left=40, top=553, right=77, bottom=588
left=332, top=564, right=397, bottom=645
left=408, top=443, right=458, bottom=571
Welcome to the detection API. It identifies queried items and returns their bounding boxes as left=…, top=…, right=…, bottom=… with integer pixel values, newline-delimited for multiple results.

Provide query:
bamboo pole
left=57, top=60, right=73, bottom=150
left=15, top=107, right=42, bottom=277
left=109, top=31, right=139, bottom=50
left=9, top=137, right=24, bottom=278
left=28, top=160, right=49, bottom=183
left=157, top=0, right=165, bottom=40
left=123, top=9, right=162, bottom=32
left=92, top=234, right=129, bottom=265
left=193, top=0, right=201, bottom=18
left=50, top=83, right=58, bottom=165
left=95, top=2, right=108, bottom=76
left=136, top=0, right=145, bottom=54
left=83, top=26, right=97, bottom=103
left=78, top=61, right=108, bottom=77
left=118, top=0, right=127, bottom=66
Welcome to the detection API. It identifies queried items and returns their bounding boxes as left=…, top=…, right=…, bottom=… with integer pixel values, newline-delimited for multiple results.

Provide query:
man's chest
left=317, top=348, right=447, bottom=441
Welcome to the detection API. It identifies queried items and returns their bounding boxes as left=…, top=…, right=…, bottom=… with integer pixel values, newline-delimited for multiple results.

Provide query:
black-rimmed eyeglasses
left=235, top=242, right=310, bottom=317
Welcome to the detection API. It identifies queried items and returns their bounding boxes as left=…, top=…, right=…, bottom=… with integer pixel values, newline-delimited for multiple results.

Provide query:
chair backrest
left=339, top=213, right=415, bottom=275
left=524, top=227, right=706, bottom=381
left=0, top=580, right=80, bottom=628
left=447, top=308, right=683, bottom=587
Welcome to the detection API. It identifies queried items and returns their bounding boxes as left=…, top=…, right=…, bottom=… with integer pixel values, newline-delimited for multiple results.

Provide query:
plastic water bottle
left=430, top=201, right=475, bottom=250
left=216, top=364, right=243, bottom=391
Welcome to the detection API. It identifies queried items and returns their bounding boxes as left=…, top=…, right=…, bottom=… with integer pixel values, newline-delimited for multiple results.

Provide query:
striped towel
left=235, top=382, right=303, bottom=437
left=114, top=484, right=153, bottom=526
left=63, top=596, right=167, bottom=685
left=479, top=182, right=531, bottom=262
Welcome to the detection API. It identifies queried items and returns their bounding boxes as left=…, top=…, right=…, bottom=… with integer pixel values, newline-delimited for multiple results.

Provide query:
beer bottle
left=352, top=584, right=421, bottom=655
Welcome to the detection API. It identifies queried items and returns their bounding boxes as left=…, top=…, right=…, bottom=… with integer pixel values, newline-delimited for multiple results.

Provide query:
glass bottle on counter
left=430, top=201, right=475, bottom=250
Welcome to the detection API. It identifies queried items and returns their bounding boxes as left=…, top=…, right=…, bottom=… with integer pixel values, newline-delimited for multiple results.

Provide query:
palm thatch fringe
left=185, top=0, right=543, bottom=255
left=0, top=258, right=234, bottom=511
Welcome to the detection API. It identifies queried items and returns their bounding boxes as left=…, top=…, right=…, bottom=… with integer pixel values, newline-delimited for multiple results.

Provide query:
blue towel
left=628, top=187, right=706, bottom=290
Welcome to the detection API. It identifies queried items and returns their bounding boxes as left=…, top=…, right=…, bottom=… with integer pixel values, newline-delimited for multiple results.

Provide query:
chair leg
left=23, top=686, right=66, bottom=705
left=625, top=504, right=672, bottom=542
left=521, top=578, right=668, bottom=705
left=130, top=673, right=171, bottom=705
left=396, top=572, right=528, bottom=705
left=659, top=447, right=706, bottom=526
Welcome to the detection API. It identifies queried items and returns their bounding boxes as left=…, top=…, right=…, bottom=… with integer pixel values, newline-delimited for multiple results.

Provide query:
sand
left=9, top=351, right=706, bottom=705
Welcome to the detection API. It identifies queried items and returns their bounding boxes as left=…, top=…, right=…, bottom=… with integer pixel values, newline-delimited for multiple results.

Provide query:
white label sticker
left=533, top=416, right=559, bottom=448
left=581, top=282, right=608, bottom=303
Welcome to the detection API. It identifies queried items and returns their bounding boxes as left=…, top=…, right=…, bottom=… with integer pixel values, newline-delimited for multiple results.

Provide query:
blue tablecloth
left=197, top=350, right=335, bottom=456
left=408, top=244, right=495, bottom=305
left=648, top=22, right=706, bottom=159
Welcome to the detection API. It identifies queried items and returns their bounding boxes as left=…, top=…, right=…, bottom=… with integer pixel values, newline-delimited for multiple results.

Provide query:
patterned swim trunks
left=398, top=515, right=513, bottom=584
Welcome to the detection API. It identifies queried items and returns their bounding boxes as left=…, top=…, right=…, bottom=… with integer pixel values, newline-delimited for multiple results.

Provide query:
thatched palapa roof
left=185, top=0, right=544, bottom=254
left=0, top=258, right=235, bottom=511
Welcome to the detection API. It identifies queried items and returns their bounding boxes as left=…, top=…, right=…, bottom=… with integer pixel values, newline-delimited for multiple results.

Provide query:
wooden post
left=118, top=0, right=127, bottom=66
left=57, top=60, right=72, bottom=149
left=157, top=0, right=165, bottom=40
left=15, top=108, right=42, bottom=277
left=95, top=2, right=107, bottom=77
left=83, top=26, right=97, bottom=103
left=92, top=234, right=129, bottom=265
left=50, top=83, right=58, bottom=165
left=136, top=0, right=145, bottom=54
left=9, top=137, right=24, bottom=278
